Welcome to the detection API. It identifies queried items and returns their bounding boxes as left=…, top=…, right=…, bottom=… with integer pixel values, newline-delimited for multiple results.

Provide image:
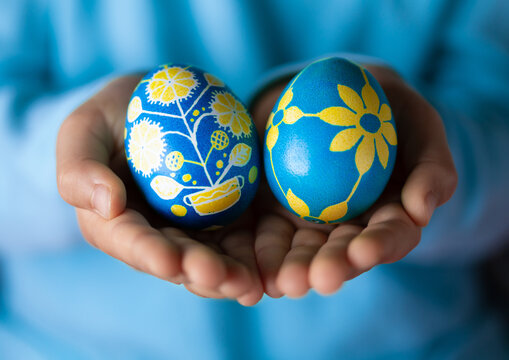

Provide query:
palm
left=248, top=66, right=455, bottom=298
left=60, top=75, right=263, bottom=306
left=59, top=65, right=455, bottom=303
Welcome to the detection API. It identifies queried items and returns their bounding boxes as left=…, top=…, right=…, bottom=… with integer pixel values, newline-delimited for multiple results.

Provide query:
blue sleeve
left=0, top=1, right=110, bottom=253
left=405, top=0, right=509, bottom=265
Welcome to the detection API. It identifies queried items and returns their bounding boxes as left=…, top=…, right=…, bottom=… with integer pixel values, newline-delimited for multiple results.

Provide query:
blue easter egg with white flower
left=125, top=64, right=260, bottom=229
left=264, top=57, right=397, bottom=223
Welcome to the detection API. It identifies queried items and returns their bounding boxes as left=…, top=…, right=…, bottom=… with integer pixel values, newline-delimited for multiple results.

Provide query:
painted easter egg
left=125, top=64, right=260, bottom=229
left=264, top=57, right=397, bottom=224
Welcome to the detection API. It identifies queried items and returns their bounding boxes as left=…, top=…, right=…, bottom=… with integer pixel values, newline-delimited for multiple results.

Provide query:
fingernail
left=426, top=192, right=438, bottom=222
left=91, top=184, right=111, bottom=218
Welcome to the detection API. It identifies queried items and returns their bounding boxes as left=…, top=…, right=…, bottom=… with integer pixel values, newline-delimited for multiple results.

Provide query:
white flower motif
left=128, top=118, right=166, bottom=177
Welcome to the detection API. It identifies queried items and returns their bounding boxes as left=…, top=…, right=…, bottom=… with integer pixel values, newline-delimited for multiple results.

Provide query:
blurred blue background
left=1, top=1, right=509, bottom=358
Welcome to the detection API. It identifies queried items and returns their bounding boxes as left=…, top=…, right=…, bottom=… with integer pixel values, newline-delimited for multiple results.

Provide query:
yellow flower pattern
left=146, top=66, right=197, bottom=105
left=265, top=63, right=397, bottom=224
left=126, top=65, right=259, bottom=224
left=328, top=68, right=397, bottom=175
left=211, top=92, right=252, bottom=138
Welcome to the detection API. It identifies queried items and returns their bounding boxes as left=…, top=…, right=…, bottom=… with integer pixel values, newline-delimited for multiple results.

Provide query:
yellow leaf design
left=319, top=201, right=348, bottom=223
left=127, top=96, right=142, bottom=122
left=287, top=188, right=310, bottom=218
left=229, top=143, right=252, bottom=166
left=278, top=87, right=293, bottom=111
left=150, top=175, right=183, bottom=200
left=317, top=107, right=357, bottom=127
left=266, top=125, right=279, bottom=151
left=283, top=106, right=304, bottom=124
left=204, top=73, right=224, bottom=87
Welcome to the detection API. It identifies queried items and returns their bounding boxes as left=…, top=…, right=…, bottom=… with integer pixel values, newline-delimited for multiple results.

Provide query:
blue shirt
left=1, top=0, right=509, bottom=358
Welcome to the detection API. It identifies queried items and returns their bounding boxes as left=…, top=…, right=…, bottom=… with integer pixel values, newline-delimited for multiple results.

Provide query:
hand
left=57, top=76, right=263, bottom=306
left=249, top=65, right=457, bottom=298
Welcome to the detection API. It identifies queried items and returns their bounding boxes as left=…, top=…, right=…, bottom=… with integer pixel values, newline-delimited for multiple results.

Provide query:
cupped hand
left=56, top=76, right=263, bottom=306
left=249, top=65, right=457, bottom=299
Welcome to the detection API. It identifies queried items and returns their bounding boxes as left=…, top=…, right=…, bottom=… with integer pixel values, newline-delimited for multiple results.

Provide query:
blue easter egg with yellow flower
left=125, top=64, right=260, bottom=229
left=264, top=57, right=397, bottom=223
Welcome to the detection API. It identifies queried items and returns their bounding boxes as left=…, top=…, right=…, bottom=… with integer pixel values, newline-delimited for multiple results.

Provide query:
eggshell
left=125, top=64, right=260, bottom=229
left=264, top=57, right=397, bottom=223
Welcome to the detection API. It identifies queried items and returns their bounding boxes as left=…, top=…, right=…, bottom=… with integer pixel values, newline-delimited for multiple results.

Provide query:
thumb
left=57, top=100, right=127, bottom=219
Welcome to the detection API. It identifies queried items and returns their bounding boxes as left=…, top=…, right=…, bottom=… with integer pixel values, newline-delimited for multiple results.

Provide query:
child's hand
left=56, top=76, right=263, bottom=306
left=250, top=65, right=457, bottom=298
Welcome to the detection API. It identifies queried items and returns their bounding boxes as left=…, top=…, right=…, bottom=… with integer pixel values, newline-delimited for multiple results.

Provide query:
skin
left=56, top=65, right=457, bottom=305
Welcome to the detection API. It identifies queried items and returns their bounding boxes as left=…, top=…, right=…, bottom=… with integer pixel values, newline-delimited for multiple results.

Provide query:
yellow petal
left=230, top=119, right=241, bottom=135
left=174, top=84, right=189, bottom=97
left=355, top=136, right=375, bottom=175
left=375, top=134, right=389, bottom=169
left=235, top=101, right=246, bottom=113
left=162, top=87, right=176, bottom=102
left=167, top=67, right=181, bottom=78
left=151, top=86, right=165, bottom=100
left=319, top=201, right=348, bottom=223
left=329, top=128, right=362, bottom=152
left=317, top=106, right=358, bottom=126
left=337, top=85, right=364, bottom=113
left=218, top=114, right=233, bottom=125
left=175, top=70, right=192, bottom=80
left=216, top=94, right=228, bottom=107
left=205, top=73, right=224, bottom=86
left=278, top=88, right=293, bottom=111
left=149, top=80, right=165, bottom=90
left=177, top=79, right=195, bottom=87
left=381, top=122, right=397, bottom=146
left=379, top=103, right=392, bottom=122
left=283, top=106, right=304, bottom=124
left=266, top=125, right=279, bottom=151
left=287, top=188, right=310, bottom=218
left=212, top=103, right=230, bottom=114
left=224, top=93, right=236, bottom=108
left=238, top=113, right=251, bottom=134
left=362, top=83, right=380, bottom=114
left=153, top=71, right=168, bottom=80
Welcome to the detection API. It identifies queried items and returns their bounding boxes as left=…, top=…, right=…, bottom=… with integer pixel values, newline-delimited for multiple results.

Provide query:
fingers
left=255, top=215, right=295, bottom=298
left=57, top=76, right=142, bottom=220
left=161, top=228, right=227, bottom=289
left=78, top=207, right=263, bottom=304
left=309, top=225, right=363, bottom=295
left=401, top=155, right=457, bottom=226
left=272, top=204, right=419, bottom=298
left=347, top=204, right=421, bottom=270
left=77, top=208, right=181, bottom=280
left=276, top=228, right=328, bottom=298
left=58, top=111, right=127, bottom=219
left=219, top=229, right=264, bottom=306
left=163, top=228, right=263, bottom=306
left=395, top=89, right=457, bottom=226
